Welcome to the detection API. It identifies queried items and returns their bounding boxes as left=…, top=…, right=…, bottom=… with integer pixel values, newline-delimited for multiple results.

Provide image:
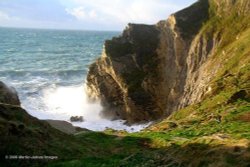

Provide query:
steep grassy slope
left=0, top=103, right=94, bottom=167
left=49, top=101, right=249, bottom=166
left=48, top=101, right=250, bottom=166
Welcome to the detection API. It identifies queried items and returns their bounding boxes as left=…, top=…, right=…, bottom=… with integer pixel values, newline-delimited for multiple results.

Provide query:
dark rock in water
left=0, top=81, right=20, bottom=106
left=70, top=116, right=84, bottom=122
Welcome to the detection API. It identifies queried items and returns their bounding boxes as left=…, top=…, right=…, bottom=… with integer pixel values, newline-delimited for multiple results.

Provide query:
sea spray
left=41, top=84, right=151, bottom=132
left=42, top=84, right=102, bottom=121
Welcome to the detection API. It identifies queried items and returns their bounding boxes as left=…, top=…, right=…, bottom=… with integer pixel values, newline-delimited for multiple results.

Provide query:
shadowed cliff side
left=86, top=0, right=250, bottom=123
left=86, top=0, right=210, bottom=123
left=87, top=24, right=162, bottom=122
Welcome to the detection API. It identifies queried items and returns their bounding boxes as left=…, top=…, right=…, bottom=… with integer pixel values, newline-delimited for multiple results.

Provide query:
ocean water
left=0, top=27, right=150, bottom=132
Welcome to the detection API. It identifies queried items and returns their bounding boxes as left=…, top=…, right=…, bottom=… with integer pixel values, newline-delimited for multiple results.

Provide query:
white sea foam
left=28, top=84, right=150, bottom=132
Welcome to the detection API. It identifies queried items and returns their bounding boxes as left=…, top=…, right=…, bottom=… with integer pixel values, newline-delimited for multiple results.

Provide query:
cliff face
left=86, top=0, right=250, bottom=123
left=87, top=24, right=162, bottom=122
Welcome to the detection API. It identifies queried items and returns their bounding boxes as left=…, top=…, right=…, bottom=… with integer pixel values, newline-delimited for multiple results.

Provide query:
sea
left=0, top=27, right=150, bottom=132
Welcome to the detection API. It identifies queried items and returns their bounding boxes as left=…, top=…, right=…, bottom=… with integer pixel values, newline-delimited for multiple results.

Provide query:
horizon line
left=0, top=26, right=122, bottom=32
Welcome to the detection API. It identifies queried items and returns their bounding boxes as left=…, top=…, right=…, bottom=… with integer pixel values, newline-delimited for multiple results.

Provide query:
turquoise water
left=0, top=27, right=118, bottom=85
left=0, top=27, right=150, bottom=131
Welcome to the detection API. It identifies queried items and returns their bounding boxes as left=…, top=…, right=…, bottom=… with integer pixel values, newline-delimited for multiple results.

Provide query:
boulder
left=70, top=116, right=84, bottom=122
left=46, top=120, right=89, bottom=134
left=0, top=81, right=20, bottom=106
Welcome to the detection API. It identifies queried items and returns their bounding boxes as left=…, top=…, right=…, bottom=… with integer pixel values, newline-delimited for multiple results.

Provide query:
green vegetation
left=0, top=103, right=92, bottom=167
left=45, top=91, right=250, bottom=166
left=2, top=96, right=250, bottom=166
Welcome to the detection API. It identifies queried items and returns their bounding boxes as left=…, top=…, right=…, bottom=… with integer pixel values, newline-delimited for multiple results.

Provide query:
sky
left=0, top=0, right=197, bottom=31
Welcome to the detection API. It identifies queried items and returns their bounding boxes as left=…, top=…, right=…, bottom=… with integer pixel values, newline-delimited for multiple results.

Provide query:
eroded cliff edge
left=86, top=0, right=250, bottom=123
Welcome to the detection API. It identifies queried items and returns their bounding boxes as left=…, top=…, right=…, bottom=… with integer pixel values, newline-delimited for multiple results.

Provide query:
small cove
left=0, top=27, right=150, bottom=132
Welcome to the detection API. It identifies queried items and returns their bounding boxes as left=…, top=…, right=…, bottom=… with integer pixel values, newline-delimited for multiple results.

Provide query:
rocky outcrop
left=0, top=81, right=20, bottom=106
left=87, top=24, right=162, bottom=122
left=0, top=81, right=89, bottom=135
left=86, top=0, right=250, bottom=123
left=46, top=120, right=89, bottom=134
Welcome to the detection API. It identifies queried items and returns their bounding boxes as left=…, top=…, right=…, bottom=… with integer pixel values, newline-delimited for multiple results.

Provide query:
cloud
left=66, top=7, right=86, bottom=20
left=66, top=7, right=97, bottom=20
left=66, top=0, right=182, bottom=24
left=0, top=9, right=73, bottom=30
left=0, top=0, right=196, bottom=30
left=0, top=10, right=21, bottom=25
left=0, top=11, right=10, bottom=21
left=65, top=0, right=194, bottom=29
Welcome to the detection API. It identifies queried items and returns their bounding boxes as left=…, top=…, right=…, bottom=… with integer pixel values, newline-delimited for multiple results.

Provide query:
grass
left=1, top=96, right=250, bottom=166
left=48, top=97, right=249, bottom=166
